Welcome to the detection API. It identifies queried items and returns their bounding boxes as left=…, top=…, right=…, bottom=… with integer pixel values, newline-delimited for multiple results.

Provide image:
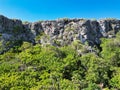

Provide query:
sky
left=0, top=0, right=120, bottom=22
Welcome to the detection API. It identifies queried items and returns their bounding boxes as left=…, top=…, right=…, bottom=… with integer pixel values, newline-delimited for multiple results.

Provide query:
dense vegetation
left=0, top=32, right=120, bottom=90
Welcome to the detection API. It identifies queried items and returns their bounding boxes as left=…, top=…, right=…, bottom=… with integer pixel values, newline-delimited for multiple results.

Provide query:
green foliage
left=105, top=18, right=117, bottom=20
left=1, top=32, right=120, bottom=89
left=65, top=27, right=75, bottom=31
left=110, top=68, right=120, bottom=89
left=58, top=17, right=69, bottom=21
left=22, top=21, right=29, bottom=24
left=13, top=26, right=23, bottom=34
left=38, top=20, right=44, bottom=23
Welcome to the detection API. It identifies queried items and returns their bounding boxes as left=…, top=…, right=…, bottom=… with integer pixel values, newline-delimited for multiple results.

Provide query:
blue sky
left=0, top=0, right=120, bottom=22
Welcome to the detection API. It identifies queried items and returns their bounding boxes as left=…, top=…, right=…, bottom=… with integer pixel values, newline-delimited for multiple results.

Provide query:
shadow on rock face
left=0, top=15, right=120, bottom=54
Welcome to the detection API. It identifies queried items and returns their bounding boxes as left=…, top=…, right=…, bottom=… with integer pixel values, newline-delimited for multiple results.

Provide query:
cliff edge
left=0, top=15, right=120, bottom=53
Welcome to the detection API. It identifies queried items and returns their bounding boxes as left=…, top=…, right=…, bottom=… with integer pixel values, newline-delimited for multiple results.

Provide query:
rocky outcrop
left=0, top=15, right=120, bottom=53
left=0, top=15, right=35, bottom=53
left=32, top=18, right=120, bottom=46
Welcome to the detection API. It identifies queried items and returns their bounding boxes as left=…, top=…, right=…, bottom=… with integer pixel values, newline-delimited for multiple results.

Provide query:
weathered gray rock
left=0, top=15, right=120, bottom=53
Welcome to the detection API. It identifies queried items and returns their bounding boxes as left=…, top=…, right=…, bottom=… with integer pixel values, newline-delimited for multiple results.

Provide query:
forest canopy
left=0, top=32, right=120, bottom=90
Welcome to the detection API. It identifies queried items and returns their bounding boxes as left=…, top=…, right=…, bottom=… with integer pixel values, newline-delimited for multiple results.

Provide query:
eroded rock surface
left=0, top=15, right=120, bottom=53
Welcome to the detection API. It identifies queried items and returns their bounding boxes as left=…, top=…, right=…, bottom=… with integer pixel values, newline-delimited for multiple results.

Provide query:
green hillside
left=0, top=31, right=120, bottom=90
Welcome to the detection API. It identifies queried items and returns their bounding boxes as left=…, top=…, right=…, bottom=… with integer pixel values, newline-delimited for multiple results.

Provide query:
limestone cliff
left=0, top=15, right=120, bottom=53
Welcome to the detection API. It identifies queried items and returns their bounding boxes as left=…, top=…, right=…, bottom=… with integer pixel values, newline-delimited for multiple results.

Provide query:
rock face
left=0, top=15, right=120, bottom=53
left=30, top=18, right=120, bottom=46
